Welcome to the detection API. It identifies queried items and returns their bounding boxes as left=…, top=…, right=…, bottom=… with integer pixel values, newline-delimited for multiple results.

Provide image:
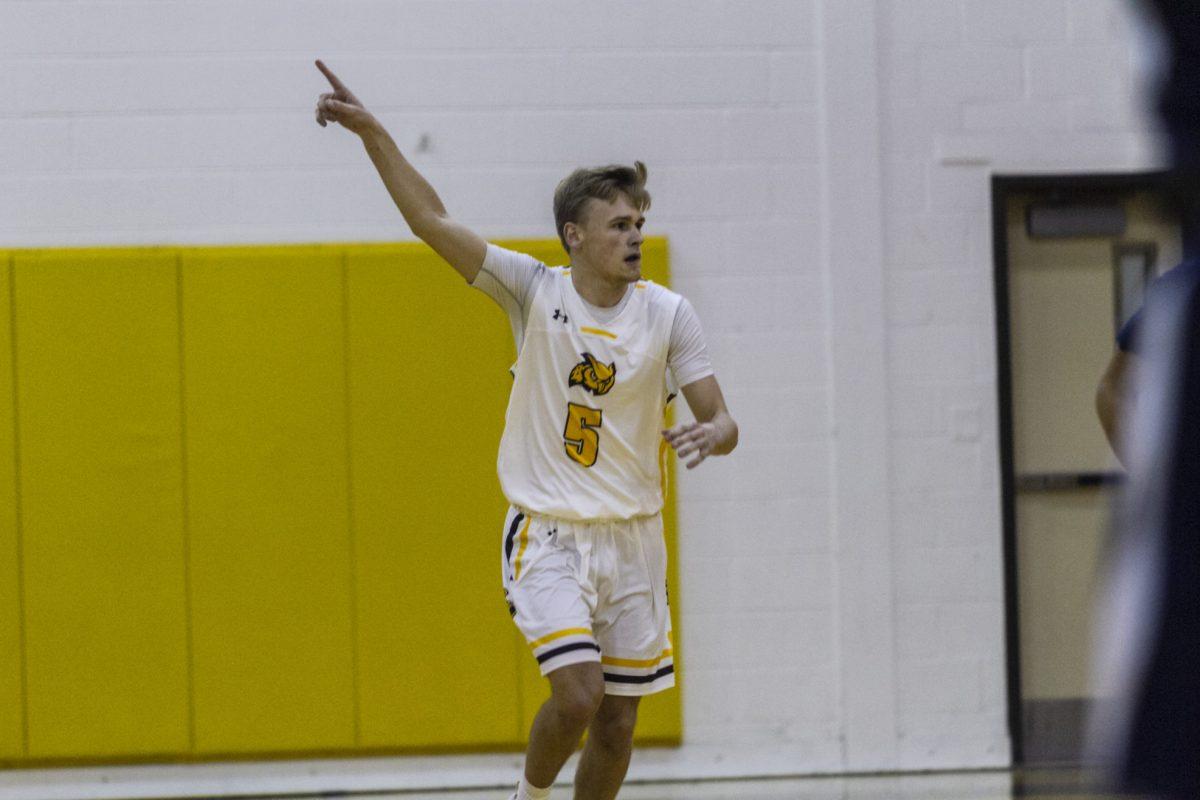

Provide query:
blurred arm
left=1096, top=348, right=1136, bottom=465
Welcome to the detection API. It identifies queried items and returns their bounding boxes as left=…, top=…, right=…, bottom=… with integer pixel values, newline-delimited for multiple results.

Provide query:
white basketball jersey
left=498, top=268, right=681, bottom=521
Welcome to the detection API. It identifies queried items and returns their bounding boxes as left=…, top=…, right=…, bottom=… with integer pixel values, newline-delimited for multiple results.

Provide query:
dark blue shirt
left=1117, top=257, right=1200, bottom=353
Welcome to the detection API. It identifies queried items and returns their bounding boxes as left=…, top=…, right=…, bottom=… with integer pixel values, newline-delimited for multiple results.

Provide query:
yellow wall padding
left=0, top=239, right=679, bottom=767
left=183, top=248, right=357, bottom=755
left=16, top=250, right=191, bottom=760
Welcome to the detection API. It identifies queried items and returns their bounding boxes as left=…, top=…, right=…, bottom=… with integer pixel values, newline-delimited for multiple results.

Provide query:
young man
left=315, top=60, right=738, bottom=800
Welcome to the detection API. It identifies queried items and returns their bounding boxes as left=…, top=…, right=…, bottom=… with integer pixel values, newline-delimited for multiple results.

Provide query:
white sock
left=515, top=775, right=551, bottom=800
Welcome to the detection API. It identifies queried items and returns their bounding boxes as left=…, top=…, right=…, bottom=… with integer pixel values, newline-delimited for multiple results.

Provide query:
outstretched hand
left=314, top=59, right=376, bottom=136
left=663, top=421, right=720, bottom=469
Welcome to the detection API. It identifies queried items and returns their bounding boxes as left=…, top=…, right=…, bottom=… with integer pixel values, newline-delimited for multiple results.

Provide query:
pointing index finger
left=315, top=59, right=347, bottom=92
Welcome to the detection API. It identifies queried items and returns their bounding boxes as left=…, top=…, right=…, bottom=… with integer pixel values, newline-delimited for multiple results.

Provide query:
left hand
left=662, top=421, right=719, bottom=469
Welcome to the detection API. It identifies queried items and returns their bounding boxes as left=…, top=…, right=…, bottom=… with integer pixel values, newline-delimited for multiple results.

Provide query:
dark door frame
left=990, top=170, right=1175, bottom=764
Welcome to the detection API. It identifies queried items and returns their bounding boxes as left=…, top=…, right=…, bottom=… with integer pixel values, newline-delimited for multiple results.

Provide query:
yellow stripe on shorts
left=658, top=437, right=670, bottom=500
left=512, top=515, right=533, bottom=581
left=601, top=648, right=673, bottom=669
left=529, top=627, right=594, bottom=650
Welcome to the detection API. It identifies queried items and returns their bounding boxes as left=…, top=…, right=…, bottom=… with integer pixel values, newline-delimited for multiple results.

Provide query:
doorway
left=991, top=173, right=1182, bottom=764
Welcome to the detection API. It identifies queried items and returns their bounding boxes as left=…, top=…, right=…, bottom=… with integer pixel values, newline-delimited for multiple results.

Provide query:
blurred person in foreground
left=1091, top=258, right=1200, bottom=800
left=1088, top=4, right=1200, bottom=798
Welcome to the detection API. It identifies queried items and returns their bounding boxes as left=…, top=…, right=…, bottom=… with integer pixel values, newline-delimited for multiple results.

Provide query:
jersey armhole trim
left=477, top=263, right=525, bottom=312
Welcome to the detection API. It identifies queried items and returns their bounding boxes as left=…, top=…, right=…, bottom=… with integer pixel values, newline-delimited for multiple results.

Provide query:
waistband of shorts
left=510, top=505, right=662, bottom=526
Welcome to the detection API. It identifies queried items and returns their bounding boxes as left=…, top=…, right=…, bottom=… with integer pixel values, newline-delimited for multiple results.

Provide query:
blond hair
left=552, top=161, right=651, bottom=253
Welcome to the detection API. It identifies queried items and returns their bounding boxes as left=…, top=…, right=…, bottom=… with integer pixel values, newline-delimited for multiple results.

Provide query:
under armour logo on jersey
left=553, top=308, right=569, bottom=324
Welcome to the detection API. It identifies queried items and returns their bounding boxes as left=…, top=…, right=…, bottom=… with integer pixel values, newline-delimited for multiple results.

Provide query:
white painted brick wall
left=878, top=0, right=1157, bottom=773
left=1026, top=44, right=1134, bottom=99
left=0, top=0, right=1164, bottom=790
left=962, top=0, right=1070, bottom=44
left=918, top=48, right=1025, bottom=102
left=880, top=0, right=962, bottom=46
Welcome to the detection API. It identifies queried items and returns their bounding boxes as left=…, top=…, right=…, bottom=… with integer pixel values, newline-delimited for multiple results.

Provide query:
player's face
left=575, top=194, right=645, bottom=285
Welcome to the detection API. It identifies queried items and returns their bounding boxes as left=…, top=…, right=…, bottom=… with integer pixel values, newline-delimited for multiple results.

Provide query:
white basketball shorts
left=500, top=505, right=675, bottom=696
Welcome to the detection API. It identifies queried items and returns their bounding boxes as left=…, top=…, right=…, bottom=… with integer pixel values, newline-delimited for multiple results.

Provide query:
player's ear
left=564, top=221, right=583, bottom=250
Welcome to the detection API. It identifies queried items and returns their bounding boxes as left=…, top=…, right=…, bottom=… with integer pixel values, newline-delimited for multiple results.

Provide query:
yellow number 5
left=563, top=403, right=603, bottom=467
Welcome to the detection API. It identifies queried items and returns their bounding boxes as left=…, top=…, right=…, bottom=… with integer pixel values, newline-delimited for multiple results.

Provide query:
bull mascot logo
left=568, top=352, right=616, bottom=396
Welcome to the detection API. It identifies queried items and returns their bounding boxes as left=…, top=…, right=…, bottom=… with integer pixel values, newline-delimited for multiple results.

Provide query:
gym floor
left=282, top=769, right=1127, bottom=799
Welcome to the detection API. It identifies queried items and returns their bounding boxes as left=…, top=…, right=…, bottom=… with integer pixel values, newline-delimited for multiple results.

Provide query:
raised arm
left=314, top=59, right=487, bottom=282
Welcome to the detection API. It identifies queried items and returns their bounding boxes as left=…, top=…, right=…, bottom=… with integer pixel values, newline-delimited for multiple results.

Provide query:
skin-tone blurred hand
left=1097, top=348, right=1135, bottom=467
left=314, top=59, right=378, bottom=137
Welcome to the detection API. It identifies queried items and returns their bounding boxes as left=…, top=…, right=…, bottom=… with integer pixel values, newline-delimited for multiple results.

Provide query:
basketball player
left=314, top=61, right=738, bottom=800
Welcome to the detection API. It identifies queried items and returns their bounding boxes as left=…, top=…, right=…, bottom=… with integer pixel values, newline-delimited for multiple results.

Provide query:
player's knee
left=548, top=662, right=605, bottom=724
left=551, top=677, right=604, bottom=725
left=591, top=701, right=638, bottom=748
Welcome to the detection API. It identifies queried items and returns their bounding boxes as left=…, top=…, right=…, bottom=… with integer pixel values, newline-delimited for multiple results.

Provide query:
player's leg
left=522, top=661, right=605, bottom=790
left=572, top=694, right=641, bottom=800
left=501, top=511, right=602, bottom=798
left=575, top=513, right=673, bottom=799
